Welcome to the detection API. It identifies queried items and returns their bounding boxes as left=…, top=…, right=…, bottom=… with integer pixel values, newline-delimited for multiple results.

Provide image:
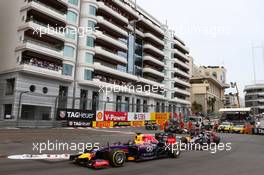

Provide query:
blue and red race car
left=69, top=133, right=180, bottom=169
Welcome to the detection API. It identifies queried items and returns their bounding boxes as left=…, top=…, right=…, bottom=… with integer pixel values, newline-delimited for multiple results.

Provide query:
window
left=156, top=102, right=160, bottom=112
left=212, top=72, right=217, bottom=79
left=89, top=5, right=96, bottom=16
left=58, top=86, right=68, bottom=108
left=116, top=96, right=122, bottom=112
left=63, top=45, right=75, bottom=58
left=136, top=99, right=141, bottom=112
left=62, top=64, right=73, bottom=76
left=84, top=69, right=92, bottom=80
left=85, top=53, right=93, bottom=64
left=117, top=65, right=127, bottom=72
left=80, top=89, right=88, bottom=110
left=143, top=100, right=148, bottom=112
left=5, top=78, right=15, bottom=95
left=4, top=104, right=12, bottom=119
left=65, top=28, right=76, bottom=40
left=67, top=11, right=77, bottom=24
left=88, top=20, right=96, bottom=31
left=68, top=0, right=78, bottom=6
left=86, top=37, right=94, bottom=47
left=125, top=97, right=130, bottom=112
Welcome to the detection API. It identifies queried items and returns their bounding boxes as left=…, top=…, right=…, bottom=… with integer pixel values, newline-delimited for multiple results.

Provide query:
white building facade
left=0, top=0, right=192, bottom=127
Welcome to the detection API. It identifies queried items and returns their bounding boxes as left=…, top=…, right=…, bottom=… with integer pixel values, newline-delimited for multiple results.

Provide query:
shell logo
left=97, top=112, right=103, bottom=121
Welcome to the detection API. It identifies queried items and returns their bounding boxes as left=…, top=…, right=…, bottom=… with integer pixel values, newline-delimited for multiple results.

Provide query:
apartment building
left=224, top=93, right=239, bottom=108
left=0, top=0, right=192, bottom=126
left=190, top=65, right=229, bottom=115
left=244, top=84, right=264, bottom=114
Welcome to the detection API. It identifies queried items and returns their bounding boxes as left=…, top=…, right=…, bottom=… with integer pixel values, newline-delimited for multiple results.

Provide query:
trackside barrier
left=92, top=121, right=113, bottom=128
left=93, top=111, right=172, bottom=128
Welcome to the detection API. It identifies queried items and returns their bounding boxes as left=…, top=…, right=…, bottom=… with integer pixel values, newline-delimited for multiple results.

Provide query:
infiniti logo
left=146, top=146, right=154, bottom=152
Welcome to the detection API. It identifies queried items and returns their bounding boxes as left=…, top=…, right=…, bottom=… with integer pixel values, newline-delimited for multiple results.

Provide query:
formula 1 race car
left=180, top=130, right=220, bottom=145
left=145, top=121, right=158, bottom=130
left=164, top=119, right=186, bottom=134
left=69, top=133, right=180, bottom=169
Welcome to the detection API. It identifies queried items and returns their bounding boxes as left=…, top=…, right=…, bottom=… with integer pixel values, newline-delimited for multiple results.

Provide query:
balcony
left=172, top=49, right=189, bottom=61
left=92, top=62, right=137, bottom=81
left=97, top=16, right=128, bottom=37
left=173, top=59, right=190, bottom=70
left=111, top=0, right=139, bottom=19
left=143, top=55, right=164, bottom=67
left=95, top=46, right=127, bottom=65
left=18, top=52, right=73, bottom=81
left=143, top=44, right=164, bottom=57
left=144, top=32, right=164, bottom=47
left=173, top=40, right=189, bottom=54
left=138, top=77, right=165, bottom=88
left=22, top=0, right=67, bottom=23
left=172, top=87, right=190, bottom=96
left=171, top=97, right=191, bottom=105
left=19, top=20, right=65, bottom=41
left=17, top=64, right=72, bottom=81
left=26, top=9, right=66, bottom=29
left=143, top=67, right=165, bottom=78
left=173, top=68, right=190, bottom=79
left=173, top=77, right=191, bottom=88
left=16, top=38, right=64, bottom=60
left=138, top=17, right=164, bottom=38
left=95, top=31, right=127, bottom=51
left=97, top=1, right=128, bottom=25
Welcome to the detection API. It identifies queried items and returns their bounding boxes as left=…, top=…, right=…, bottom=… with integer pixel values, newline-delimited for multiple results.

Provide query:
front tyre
left=108, top=150, right=126, bottom=167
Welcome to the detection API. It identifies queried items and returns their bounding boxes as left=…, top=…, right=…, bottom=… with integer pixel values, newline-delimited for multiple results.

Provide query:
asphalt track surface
left=0, top=127, right=263, bottom=175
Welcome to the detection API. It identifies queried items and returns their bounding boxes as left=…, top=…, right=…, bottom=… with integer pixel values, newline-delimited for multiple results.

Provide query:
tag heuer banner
left=57, top=109, right=96, bottom=127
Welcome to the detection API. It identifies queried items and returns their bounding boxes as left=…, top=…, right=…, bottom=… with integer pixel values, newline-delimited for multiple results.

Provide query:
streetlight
left=230, top=82, right=240, bottom=108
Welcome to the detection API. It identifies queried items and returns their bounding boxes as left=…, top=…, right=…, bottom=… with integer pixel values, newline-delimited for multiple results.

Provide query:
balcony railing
left=23, top=37, right=63, bottom=52
left=20, top=57, right=62, bottom=73
left=26, top=19, right=65, bottom=34
left=30, top=0, right=66, bottom=15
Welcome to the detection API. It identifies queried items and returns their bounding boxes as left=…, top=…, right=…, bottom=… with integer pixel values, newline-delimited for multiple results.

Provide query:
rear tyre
left=169, top=148, right=181, bottom=158
left=108, top=150, right=126, bottom=167
left=213, top=137, right=220, bottom=145
left=180, top=137, right=188, bottom=144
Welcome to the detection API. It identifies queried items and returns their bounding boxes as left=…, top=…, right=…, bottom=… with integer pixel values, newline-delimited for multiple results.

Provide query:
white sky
left=137, top=0, right=264, bottom=95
